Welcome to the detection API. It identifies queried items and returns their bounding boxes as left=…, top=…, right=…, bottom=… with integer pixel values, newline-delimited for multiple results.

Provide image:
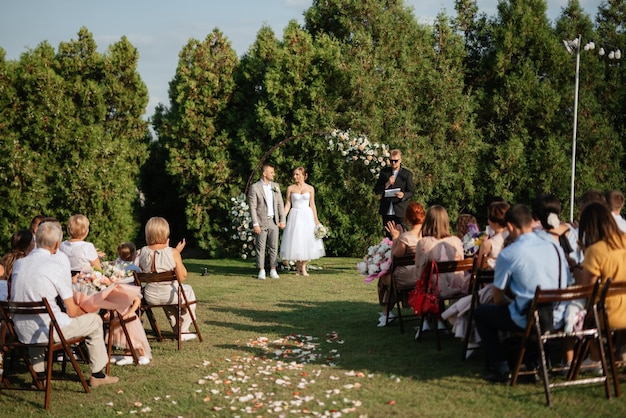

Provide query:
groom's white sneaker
left=269, top=269, right=280, bottom=279
left=257, top=270, right=266, bottom=280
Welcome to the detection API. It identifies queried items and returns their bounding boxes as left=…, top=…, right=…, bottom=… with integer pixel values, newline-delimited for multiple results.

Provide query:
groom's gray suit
left=248, top=180, right=285, bottom=270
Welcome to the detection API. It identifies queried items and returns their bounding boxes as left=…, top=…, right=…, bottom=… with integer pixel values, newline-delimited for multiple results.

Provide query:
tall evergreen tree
left=152, top=29, right=238, bottom=255
left=595, top=0, right=626, bottom=172
left=555, top=1, right=624, bottom=204
left=0, top=28, right=149, bottom=253
left=305, top=0, right=482, bottom=222
left=475, top=0, right=579, bottom=206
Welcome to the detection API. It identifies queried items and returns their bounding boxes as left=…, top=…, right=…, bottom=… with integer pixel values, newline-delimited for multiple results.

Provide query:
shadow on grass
left=205, top=299, right=485, bottom=382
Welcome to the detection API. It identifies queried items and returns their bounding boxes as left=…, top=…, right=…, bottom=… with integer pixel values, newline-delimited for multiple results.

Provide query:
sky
left=1, top=0, right=603, bottom=118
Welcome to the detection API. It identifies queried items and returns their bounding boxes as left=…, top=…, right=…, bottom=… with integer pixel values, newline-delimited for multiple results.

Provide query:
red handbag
left=408, top=259, right=440, bottom=316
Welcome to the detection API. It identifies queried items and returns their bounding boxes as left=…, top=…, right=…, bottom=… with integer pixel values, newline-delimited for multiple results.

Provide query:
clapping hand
left=175, top=238, right=186, bottom=253
left=384, top=221, right=403, bottom=240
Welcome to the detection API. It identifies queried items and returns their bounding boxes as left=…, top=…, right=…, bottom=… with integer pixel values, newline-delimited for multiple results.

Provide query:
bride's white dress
left=280, top=192, right=325, bottom=261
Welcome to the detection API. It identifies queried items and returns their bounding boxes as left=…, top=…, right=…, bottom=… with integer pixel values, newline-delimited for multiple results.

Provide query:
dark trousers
left=382, top=214, right=404, bottom=239
left=474, top=303, right=524, bottom=373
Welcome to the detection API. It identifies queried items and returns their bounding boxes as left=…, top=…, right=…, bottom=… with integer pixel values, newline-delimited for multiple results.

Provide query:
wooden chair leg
left=144, top=307, right=163, bottom=341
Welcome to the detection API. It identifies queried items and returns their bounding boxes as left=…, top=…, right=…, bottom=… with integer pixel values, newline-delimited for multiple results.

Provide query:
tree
left=554, top=1, right=624, bottom=205
left=305, top=0, right=482, bottom=223
left=152, top=29, right=239, bottom=255
left=473, top=0, right=581, bottom=209
left=0, top=28, right=149, bottom=254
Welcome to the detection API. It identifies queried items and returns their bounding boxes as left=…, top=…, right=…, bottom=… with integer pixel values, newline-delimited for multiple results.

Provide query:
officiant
left=373, top=149, right=415, bottom=238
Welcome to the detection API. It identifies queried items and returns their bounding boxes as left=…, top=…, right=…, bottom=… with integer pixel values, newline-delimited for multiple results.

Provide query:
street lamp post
left=563, top=35, right=621, bottom=222
left=565, top=34, right=582, bottom=223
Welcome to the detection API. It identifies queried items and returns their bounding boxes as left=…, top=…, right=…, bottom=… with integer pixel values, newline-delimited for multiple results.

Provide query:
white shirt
left=11, top=248, right=74, bottom=343
left=612, top=213, right=626, bottom=233
left=59, top=240, right=99, bottom=271
left=262, top=181, right=275, bottom=218
left=387, top=170, right=399, bottom=215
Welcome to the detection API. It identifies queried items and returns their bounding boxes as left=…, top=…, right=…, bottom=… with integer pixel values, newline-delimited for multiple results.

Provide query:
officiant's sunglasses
left=389, top=159, right=399, bottom=163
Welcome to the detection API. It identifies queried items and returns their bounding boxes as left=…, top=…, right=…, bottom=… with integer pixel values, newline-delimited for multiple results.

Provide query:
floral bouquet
left=356, top=237, right=393, bottom=284
left=461, top=224, right=487, bottom=257
left=314, top=224, right=330, bottom=240
left=74, top=261, right=133, bottom=293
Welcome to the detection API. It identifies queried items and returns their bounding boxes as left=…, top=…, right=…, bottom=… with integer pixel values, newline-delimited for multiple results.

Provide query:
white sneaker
left=378, top=311, right=395, bottom=326
left=116, top=356, right=134, bottom=366
left=465, top=343, right=481, bottom=359
left=257, top=270, right=266, bottom=280
left=437, top=320, right=447, bottom=330
left=181, top=334, right=197, bottom=341
left=269, top=269, right=280, bottom=279
left=581, top=357, right=602, bottom=375
left=138, top=356, right=150, bottom=365
left=110, top=355, right=125, bottom=364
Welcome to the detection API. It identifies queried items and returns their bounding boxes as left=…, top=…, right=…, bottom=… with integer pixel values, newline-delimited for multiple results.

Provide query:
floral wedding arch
left=229, top=130, right=390, bottom=259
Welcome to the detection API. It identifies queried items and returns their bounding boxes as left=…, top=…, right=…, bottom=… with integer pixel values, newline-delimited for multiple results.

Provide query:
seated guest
left=415, top=205, right=467, bottom=298
left=474, top=204, right=570, bottom=382
left=456, top=214, right=484, bottom=258
left=605, top=189, right=626, bottom=232
left=0, top=265, right=5, bottom=302
left=414, top=205, right=466, bottom=335
left=59, top=214, right=102, bottom=272
left=567, top=189, right=607, bottom=265
left=532, top=194, right=575, bottom=255
left=455, top=214, right=478, bottom=240
left=0, top=229, right=35, bottom=284
left=476, top=201, right=510, bottom=269
left=116, top=242, right=141, bottom=273
left=11, top=221, right=118, bottom=387
left=376, top=202, right=425, bottom=327
left=138, top=217, right=197, bottom=341
left=578, top=201, right=626, bottom=367
left=442, top=202, right=511, bottom=353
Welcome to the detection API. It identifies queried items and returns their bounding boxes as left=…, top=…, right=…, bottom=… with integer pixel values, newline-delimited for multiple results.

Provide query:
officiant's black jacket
left=374, top=166, right=415, bottom=219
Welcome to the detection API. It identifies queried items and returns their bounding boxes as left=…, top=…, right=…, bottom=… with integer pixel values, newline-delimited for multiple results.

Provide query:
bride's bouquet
left=314, top=224, right=330, bottom=240
left=357, top=237, right=393, bottom=284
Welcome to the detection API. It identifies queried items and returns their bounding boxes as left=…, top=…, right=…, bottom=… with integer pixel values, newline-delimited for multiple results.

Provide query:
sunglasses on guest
left=389, top=159, right=400, bottom=163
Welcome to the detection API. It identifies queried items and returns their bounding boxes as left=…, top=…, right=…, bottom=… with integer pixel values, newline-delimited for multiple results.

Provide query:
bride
left=279, top=167, right=325, bottom=276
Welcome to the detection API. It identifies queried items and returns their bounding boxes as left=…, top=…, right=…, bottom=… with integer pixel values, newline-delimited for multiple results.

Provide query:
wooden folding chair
left=415, top=257, right=476, bottom=350
left=0, top=298, right=90, bottom=410
left=461, top=257, right=494, bottom=360
left=133, top=271, right=202, bottom=350
left=596, top=278, right=626, bottom=397
left=104, top=310, right=139, bottom=374
left=386, top=253, right=417, bottom=332
left=510, top=280, right=611, bottom=407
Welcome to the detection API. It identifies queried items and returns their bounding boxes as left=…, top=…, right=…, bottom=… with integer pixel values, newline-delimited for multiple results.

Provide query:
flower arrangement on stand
left=356, top=237, right=393, bottom=284
left=229, top=193, right=256, bottom=260
left=327, top=130, right=390, bottom=177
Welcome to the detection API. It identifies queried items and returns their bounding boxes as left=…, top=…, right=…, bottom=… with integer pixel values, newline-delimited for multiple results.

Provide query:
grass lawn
left=1, top=257, right=625, bottom=417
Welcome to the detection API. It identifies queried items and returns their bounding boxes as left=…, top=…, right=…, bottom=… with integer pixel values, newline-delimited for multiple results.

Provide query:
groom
left=248, top=164, right=286, bottom=280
